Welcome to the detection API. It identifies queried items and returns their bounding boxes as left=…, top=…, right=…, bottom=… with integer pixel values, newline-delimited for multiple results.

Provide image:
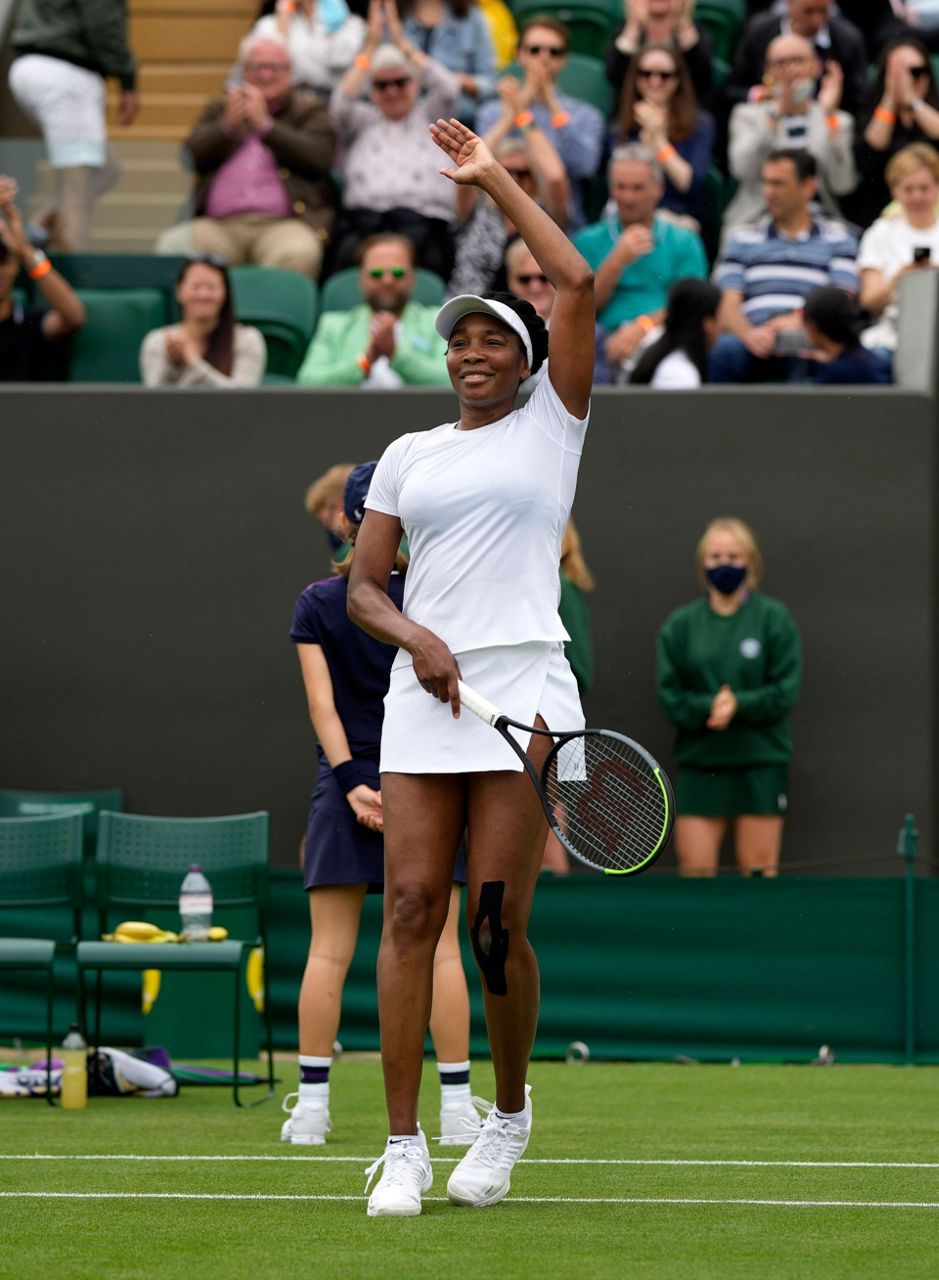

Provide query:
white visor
left=435, top=294, right=534, bottom=368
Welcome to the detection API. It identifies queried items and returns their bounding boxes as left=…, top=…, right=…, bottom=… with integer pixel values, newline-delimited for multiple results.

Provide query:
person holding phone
left=858, top=142, right=939, bottom=369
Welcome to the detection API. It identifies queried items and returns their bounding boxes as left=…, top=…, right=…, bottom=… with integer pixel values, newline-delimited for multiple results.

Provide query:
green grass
left=2, top=1059, right=939, bottom=1278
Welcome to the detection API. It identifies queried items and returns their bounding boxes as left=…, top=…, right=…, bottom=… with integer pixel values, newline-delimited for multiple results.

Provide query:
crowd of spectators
left=5, top=0, right=939, bottom=386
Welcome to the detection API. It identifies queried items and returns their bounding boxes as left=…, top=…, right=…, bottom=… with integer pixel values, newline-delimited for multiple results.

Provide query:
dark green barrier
left=5, top=874, right=935, bottom=1064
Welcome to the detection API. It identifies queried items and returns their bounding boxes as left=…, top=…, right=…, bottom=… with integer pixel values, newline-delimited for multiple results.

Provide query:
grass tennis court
left=3, top=1058, right=939, bottom=1278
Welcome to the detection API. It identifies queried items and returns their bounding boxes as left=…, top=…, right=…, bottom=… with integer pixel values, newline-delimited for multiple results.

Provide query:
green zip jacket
left=295, top=302, right=450, bottom=387
left=655, top=593, right=802, bottom=768
left=13, top=0, right=136, bottom=91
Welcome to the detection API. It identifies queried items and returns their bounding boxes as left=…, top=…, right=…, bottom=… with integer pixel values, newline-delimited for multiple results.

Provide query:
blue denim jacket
left=403, top=8, right=496, bottom=120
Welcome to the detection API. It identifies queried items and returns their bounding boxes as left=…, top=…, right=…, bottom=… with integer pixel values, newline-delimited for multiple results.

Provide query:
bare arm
left=431, top=117, right=594, bottom=415
left=0, top=180, right=84, bottom=337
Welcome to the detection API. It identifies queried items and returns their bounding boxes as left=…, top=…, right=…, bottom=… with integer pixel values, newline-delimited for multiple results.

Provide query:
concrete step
left=133, top=0, right=255, bottom=12
left=135, top=62, right=231, bottom=96
left=108, top=122, right=191, bottom=141
left=107, top=91, right=208, bottom=128
left=129, top=13, right=250, bottom=61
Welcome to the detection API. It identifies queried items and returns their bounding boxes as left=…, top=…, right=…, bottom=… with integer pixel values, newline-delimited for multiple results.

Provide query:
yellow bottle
left=61, top=1024, right=87, bottom=1110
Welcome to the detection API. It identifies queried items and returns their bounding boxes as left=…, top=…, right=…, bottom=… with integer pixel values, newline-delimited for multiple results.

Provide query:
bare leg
left=540, top=827, right=570, bottom=875
left=465, top=720, right=553, bottom=1115
left=674, top=816, right=726, bottom=877
left=57, top=165, right=94, bottom=249
left=734, top=816, right=784, bottom=878
left=378, top=773, right=465, bottom=1134
left=298, top=885, right=367, bottom=1057
left=429, top=884, right=470, bottom=1063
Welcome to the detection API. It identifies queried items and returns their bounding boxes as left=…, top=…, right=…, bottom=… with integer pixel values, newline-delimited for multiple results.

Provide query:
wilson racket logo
left=575, top=758, right=647, bottom=857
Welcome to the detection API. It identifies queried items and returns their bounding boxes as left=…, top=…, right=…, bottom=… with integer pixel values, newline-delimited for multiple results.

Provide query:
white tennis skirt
left=380, top=640, right=584, bottom=774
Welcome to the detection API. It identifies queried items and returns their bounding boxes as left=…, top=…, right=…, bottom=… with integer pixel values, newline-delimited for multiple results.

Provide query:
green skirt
left=676, top=764, right=789, bottom=818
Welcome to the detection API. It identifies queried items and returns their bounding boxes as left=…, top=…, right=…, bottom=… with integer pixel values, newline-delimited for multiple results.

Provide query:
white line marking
left=2, top=1154, right=939, bottom=1169
left=0, top=1191, right=937, bottom=1209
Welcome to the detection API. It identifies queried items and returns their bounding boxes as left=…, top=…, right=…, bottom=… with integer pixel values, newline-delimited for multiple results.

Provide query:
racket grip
left=457, top=680, right=502, bottom=726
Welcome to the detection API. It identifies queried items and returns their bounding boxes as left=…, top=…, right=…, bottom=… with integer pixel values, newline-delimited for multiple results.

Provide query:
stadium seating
left=228, top=266, right=318, bottom=381
left=50, top=254, right=185, bottom=326
left=319, top=266, right=447, bottom=313
left=695, top=0, right=745, bottom=63
left=509, top=0, right=619, bottom=59
left=0, top=787, right=124, bottom=859
left=0, top=811, right=85, bottom=1103
left=68, top=289, right=166, bottom=382
left=76, top=810, right=274, bottom=1105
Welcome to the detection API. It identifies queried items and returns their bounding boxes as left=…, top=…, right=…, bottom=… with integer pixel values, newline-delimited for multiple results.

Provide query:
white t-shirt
left=650, top=349, right=701, bottom=389
left=857, top=213, right=939, bottom=352
left=365, top=374, right=589, bottom=658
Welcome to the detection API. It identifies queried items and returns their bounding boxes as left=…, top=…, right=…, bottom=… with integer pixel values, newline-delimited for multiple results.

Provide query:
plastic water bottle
left=179, top=864, right=213, bottom=940
left=61, top=1024, right=87, bottom=1110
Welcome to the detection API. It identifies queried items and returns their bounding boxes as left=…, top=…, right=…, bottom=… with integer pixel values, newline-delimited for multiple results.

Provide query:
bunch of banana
left=102, top=920, right=179, bottom=943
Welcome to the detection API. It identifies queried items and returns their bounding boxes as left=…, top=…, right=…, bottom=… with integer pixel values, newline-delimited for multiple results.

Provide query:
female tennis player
left=282, top=462, right=482, bottom=1148
left=348, top=117, right=594, bottom=1216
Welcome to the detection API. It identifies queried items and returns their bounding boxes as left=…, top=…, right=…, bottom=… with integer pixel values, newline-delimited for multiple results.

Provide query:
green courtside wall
left=2, top=874, right=937, bottom=1063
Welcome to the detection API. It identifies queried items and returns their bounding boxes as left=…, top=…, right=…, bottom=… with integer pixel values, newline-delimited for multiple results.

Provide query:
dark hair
left=483, top=290, right=549, bottom=377
left=765, top=148, right=816, bottom=182
left=398, top=0, right=472, bottom=17
left=176, top=254, right=236, bottom=377
left=803, top=285, right=867, bottom=347
left=518, top=15, right=570, bottom=52
left=617, top=43, right=699, bottom=145
left=630, top=277, right=722, bottom=385
left=865, top=37, right=939, bottom=123
left=356, top=232, right=416, bottom=266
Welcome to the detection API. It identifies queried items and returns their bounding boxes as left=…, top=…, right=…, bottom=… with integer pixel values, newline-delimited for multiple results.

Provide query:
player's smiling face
left=446, top=314, right=530, bottom=405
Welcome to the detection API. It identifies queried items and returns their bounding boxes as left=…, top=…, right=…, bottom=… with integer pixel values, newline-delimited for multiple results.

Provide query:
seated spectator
left=605, top=0, right=714, bottom=109
left=327, top=0, right=460, bottom=277
left=629, top=277, right=722, bottom=387
left=474, top=16, right=604, bottom=230
left=139, top=254, right=266, bottom=387
left=612, top=43, right=714, bottom=226
left=850, top=38, right=939, bottom=230
left=401, top=0, right=496, bottom=120
left=709, top=150, right=859, bottom=384
left=724, top=34, right=856, bottom=233
left=573, top=143, right=708, bottom=374
left=0, top=175, right=84, bottom=382
left=447, top=85, right=568, bottom=297
left=858, top=143, right=939, bottom=367
left=727, top=0, right=868, bottom=119
left=250, top=0, right=367, bottom=97
left=802, top=286, right=891, bottom=384
left=296, top=232, right=450, bottom=385
left=505, top=236, right=554, bottom=385
left=162, top=33, right=336, bottom=278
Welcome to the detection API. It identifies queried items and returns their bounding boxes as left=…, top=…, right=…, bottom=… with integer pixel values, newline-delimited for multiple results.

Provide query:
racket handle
left=457, top=680, right=502, bottom=726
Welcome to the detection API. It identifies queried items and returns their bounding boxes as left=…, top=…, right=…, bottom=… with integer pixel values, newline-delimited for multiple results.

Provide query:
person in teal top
left=296, top=232, right=451, bottom=386
left=656, top=516, right=802, bottom=878
left=573, top=142, right=708, bottom=375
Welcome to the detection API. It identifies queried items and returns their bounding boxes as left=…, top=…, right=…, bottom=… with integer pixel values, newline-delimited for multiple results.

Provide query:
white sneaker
left=446, top=1087, right=531, bottom=1207
left=438, top=1094, right=490, bottom=1146
left=279, top=1092, right=331, bottom=1146
left=365, top=1128, right=433, bottom=1217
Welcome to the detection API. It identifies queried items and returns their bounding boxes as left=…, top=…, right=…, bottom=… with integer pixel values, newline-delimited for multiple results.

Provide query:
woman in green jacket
left=656, top=516, right=802, bottom=877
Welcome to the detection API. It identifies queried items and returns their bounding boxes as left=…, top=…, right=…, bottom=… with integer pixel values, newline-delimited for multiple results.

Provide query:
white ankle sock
left=438, top=1059, right=471, bottom=1104
left=494, top=1105, right=528, bottom=1122
left=298, top=1054, right=331, bottom=1103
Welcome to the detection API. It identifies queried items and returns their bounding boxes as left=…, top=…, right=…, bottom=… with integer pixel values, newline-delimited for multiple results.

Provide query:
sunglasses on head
left=523, top=43, right=565, bottom=57
left=367, top=266, right=408, bottom=278
left=185, top=251, right=229, bottom=269
left=373, top=76, right=410, bottom=91
left=514, top=272, right=548, bottom=285
left=638, top=67, right=677, bottom=81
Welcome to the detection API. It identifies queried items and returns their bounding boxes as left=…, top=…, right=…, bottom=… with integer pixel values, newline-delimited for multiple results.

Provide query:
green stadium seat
left=0, top=787, right=123, bottom=859
left=50, top=254, right=185, bottom=326
left=68, top=289, right=166, bottom=382
left=504, top=52, right=614, bottom=117
left=228, top=265, right=318, bottom=379
left=695, top=0, right=745, bottom=63
left=319, top=266, right=446, bottom=312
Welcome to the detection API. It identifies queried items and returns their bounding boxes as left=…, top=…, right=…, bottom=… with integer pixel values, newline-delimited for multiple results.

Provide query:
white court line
left=1, top=1191, right=938, bottom=1209
left=2, top=1154, right=939, bottom=1169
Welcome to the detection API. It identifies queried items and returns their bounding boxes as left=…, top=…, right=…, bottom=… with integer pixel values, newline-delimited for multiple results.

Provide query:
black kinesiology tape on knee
left=471, top=880, right=509, bottom=996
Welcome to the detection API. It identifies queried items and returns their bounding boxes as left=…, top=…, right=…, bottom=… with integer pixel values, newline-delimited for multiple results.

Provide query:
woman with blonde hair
left=655, top=517, right=802, bottom=878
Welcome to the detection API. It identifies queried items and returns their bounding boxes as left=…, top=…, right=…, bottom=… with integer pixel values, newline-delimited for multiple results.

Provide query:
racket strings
left=543, top=733, right=668, bottom=873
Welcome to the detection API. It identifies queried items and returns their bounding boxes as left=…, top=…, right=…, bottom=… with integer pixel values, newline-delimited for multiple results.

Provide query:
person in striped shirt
left=708, top=149, right=858, bottom=383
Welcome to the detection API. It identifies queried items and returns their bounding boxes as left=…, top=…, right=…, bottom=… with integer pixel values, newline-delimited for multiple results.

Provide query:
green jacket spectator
left=13, top=0, right=137, bottom=90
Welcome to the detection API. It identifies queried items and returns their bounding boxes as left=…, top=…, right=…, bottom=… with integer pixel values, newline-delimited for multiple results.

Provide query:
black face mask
left=705, top=564, right=747, bottom=595
left=325, top=527, right=345, bottom=554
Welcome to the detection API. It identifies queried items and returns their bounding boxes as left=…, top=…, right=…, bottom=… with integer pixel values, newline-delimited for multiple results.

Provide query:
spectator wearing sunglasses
left=327, top=0, right=461, bottom=277
left=604, top=0, right=714, bottom=110
left=612, top=43, right=714, bottom=227
left=161, top=32, right=336, bottom=278
left=723, top=34, right=856, bottom=235
left=474, top=16, right=604, bottom=230
left=849, top=38, right=939, bottom=229
left=505, top=236, right=554, bottom=386
left=297, top=232, right=450, bottom=385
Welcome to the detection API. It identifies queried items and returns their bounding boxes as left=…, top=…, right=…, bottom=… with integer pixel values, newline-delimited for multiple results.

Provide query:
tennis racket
left=457, top=680, right=673, bottom=876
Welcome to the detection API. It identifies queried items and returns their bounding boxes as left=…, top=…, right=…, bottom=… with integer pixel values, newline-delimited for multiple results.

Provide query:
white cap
left=435, top=294, right=533, bottom=367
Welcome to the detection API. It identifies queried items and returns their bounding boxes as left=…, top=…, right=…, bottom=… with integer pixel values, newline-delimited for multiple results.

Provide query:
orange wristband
left=656, top=143, right=677, bottom=164
left=826, top=113, right=840, bottom=130
left=515, top=110, right=534, bottom=129
left=636, top=314, right=655, bottom=333
left=354, top=53, right=371, bottom=70
left=357, top=354, right=371, bottom=375
left=550, top=110, right=571, bottom=128
left=874, top=106, right=896, bottom=124
left=28, top=257, right=52, bottom=280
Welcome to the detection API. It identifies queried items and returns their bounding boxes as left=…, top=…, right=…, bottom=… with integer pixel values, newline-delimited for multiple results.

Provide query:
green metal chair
left=319, top=266, right=446, bottom=313
left=0, top=811, right=85, bottom=1104
left=228, top=265, right=318, bottom=378
left=49, top=255, right=185, bottom=326
left=67, top=289, right=166, bottom=382
left=0, top=787, right=124, bottom=858
left=76, top=811, right=273, bottom=1106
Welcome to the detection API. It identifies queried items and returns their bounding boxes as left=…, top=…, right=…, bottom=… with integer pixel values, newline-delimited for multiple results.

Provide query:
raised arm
left=430, top=117, right=594, bottom=415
